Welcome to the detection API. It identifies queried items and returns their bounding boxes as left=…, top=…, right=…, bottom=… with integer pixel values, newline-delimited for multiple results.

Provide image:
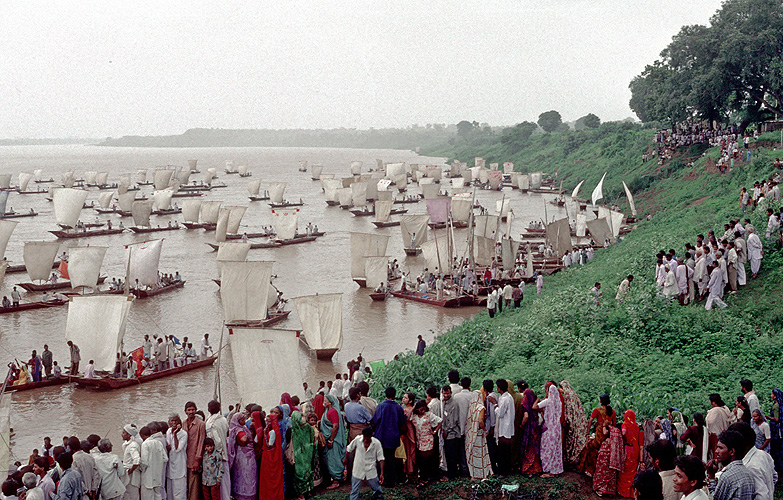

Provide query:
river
left=0, top=145, right=570, bottom=461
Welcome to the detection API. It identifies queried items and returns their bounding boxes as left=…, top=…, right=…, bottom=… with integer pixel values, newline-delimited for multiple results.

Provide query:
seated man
left=374, top=282, right=387, bottom=293
left=83, top=360, right=97, bottom=379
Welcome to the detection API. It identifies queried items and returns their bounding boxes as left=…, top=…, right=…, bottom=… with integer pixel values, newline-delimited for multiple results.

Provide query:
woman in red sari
left=257, top=413, right=284, bottom=500
left=618, top=410, right=640, bottom=497
left=577, top=394, right=617, bottom=476
left=592, top=423, right=623, bottom=497
left=400, top=392, right=418, bottom=483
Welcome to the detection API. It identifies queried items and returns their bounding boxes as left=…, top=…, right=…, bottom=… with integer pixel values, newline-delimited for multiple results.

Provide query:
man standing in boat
left=67, top=341, right=81, bottom=376
left=11, top=286, right=20, bottom=307
left=41, top=344, right=53, bottom=379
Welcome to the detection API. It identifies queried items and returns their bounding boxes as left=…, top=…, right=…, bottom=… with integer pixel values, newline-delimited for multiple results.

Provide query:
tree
left=456, top=120, right=475, bottom=139
left=575, top=113, right=601, bottom=130
left=629, top=0, right=783, bottom=125
left=537, top=111, right=562, bottom=133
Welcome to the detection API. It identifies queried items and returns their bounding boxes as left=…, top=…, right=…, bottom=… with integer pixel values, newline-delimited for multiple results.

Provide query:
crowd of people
left=650, top=122, right=758, bottom=174
left=2, top=374, right=781, bottom=500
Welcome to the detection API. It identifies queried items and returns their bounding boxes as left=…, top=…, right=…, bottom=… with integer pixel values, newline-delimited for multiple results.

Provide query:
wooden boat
left=404, top=248, right=422, bottom=256
left=393, top=198, right=420, bottom=204
left=372, top=221, right=400, bottom=228
left=59, top=221, right=105, bottom=230
left=0, top=299, right=67, bottom=314
left=370, top=292, right=388, bottom=301
left=172, top=191, right=203, bottom=198
left=529, top=188, right=565, bottom=195
left=129, top=224, right=181, bottom=233
left=325, top=200, right=340, bottom=206
left=249, top=195, right=270, bottom=201
left=3, top=377, right=72, bottom=392
left=350, top=208, right=374, bottom=217
left=268, top=201, right=304, bottom=208
left=293, top=293, right=342, bottom=360
left=137, top=181, right=154, bottom=186
left=94, top=207, right=116, bottom=214
left=523, top=227, right=577, bottom=237
left=390, top=290, right=469, bottom=308
left=17, top=189, right=47, bottom=195
left=428, top=221, right=468, bottom=229
left=50, top=228, right=126, bottom=239
left=17, top=276, right=107, bottom=292
left=226, top=231, right=273, bottom=240
left=293, top=231, right=325, bottom=238
left=75, top=356, right=217, bottom=390
left=130, top=281, right=185, bottom=298
left=2, top=210, right=37, bottom=219
left=183, top=222, right=216, bottom=230
left=34, top=178, right=55, bottom=184
left=276, top=235, right=317, bottom=246
left=179, top=184, right=212, bottom=191
left=549, top=200, right=566, bottom=207
left=224, top=310, right=291, bottom=328
left=152, top=208, right=182, bottom=215
left=239, top=172, right=252, bottom=177
left=5, top=261, right=59, bottom=274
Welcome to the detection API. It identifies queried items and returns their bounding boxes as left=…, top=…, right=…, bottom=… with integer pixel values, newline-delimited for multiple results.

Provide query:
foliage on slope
left=377, top=129, right=783, bottom=419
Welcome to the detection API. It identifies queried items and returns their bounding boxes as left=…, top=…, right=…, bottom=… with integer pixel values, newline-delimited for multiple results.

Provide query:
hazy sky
left=1, top=0, right=723, bottom=138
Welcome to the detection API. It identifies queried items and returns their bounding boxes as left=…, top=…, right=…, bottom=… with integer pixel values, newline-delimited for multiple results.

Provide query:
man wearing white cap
left=122, top=424, right=141, bottom=500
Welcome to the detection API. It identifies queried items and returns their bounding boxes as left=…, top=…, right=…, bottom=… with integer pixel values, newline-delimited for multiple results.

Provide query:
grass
left=375, top=122, right=783, bottom=421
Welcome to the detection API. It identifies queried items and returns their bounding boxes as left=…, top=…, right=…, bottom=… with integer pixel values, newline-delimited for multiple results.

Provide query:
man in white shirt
left=139, top=425, right=168, bottom=500
left=452, top=377, right=472, bottom=475
left=705, top=262, right=728, bottom=310
left=166, top=415, right=187, bottom=500
left=492, top=379, right=515, bottom=477
left=741, top=379, right=761, bottom=414
left=83, top=361, right=97, bottom=379
left=344, top=427, right=384, bottom=500
left=330, top=374, right=344, bottom=401
left=732, top=422, right=777, bottom=500
left=122, top=425, right=142, bottom=500
left=94, top=439, right=126, bottom=500
left=200, top=334, right=212, bottom=360
left=746, top=227, right=763, bottom=278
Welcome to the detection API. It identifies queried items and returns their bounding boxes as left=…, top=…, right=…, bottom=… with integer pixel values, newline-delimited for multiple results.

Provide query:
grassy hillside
left=376, top=125, right=783, bottom=419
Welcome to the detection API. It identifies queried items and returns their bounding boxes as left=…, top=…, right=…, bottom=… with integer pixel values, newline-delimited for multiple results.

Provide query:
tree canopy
left=575, top=113, right=601, bottom=130
left=629, top=0, right=783, bottom=126
left=537, top=110, right=563, bottom=133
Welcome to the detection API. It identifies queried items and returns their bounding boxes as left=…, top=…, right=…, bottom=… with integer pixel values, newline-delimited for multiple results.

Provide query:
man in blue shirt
left=370, top=386, right=405, bottom=487
left=55, top=452, right=84, bottom=500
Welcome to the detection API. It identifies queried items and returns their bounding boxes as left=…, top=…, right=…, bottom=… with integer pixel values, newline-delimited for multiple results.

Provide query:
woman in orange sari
left=618, top=410, right=640, bottom=498
left=400, top=392, right=418, bottom=483
left=577, top=394, right=617, bottom=476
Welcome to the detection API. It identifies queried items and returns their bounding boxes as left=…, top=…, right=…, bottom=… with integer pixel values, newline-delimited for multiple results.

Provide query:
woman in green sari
left=320, top=394, right=347, bottom=489
left=291, top=410, right=315, bottom=500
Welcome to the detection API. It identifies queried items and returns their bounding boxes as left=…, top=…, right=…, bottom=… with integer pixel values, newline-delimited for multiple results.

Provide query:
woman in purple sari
left=520, top=388, right=543, bottom=476
left=227, top=413, right=258, bottom=500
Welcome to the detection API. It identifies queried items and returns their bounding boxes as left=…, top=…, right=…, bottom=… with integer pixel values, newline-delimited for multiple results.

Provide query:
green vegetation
left=628, top=0, right=783, bottom=125
left=376, top=124, right=783, bottom=420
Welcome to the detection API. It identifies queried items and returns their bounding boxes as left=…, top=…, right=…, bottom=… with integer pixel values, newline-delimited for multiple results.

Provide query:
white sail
left=269, top=182, right=286, bottom=204
left=67, top=246, right=107, bottom=288
left=386, top=162, right=405, bottom=179
left=152, top=189, right=174, bottom=211
left=350, top=232, right=390, bottom=280
left=98, top=191, right=114, bottom=209
left=204, top=168, right=216, bottom=186
left=18, top=172, right=32, bottom=192
left=293, top=293, right=343, bottom=350
left=136, top=169, right=148, bottom=183
left=394, top=173, right=407, bottom=191
left=125, top=239, right=163, bottom=286
left=364, top=256, right=388, bottom=289
left=131, top=200, right=153, bottom=227
left=66, top=295, right=132, bottom=373
left=53, top=188, right=88, bottom=228
left=478, top=168, right=489, bottom=184
left=188, top=159, right=198, bottom=171
left=622, top=181, right=637, bottom=216
left=237, top=164, right=249, bottom=176
left=230, top=328, right=303, bottom=409
left=342, top=177, right=355, bottom=188
left=225, top=160, right=236, bottom=173
left=377, top=190, right=393, bottom=201
left=272, top=209, right=298, bottom=240
left=530, top=172, right=542, bottom=189
left=215, top=210, right=230, bottom=242
left=322, top=179, right=341, bottom=202
left=571, top=180, right=585, bottom=199
left=201, top=201, right=222, bottom=224
left=351, top=182, right=368, bottom=207
left=153, top=169, right=174, bottom=191
left=420, top=237, right=450, bottom=274
left=0, top=392, right=9, bottom=477
left=374, top=200, right=392, bottom=222
left=420, top=182, right=439, bottom=200
left=474, top=214, right=500, bottom=239
left=474, top=236, right=495, bottom=266
left=310, top=165, right=323, bottom=180
left=592, top=172, right=607, bottom=206
left=182, top=199, right=202, bottom=223
left=33, top=169, right=42, bottom=180
left=0, top=261, right=5, bottom=288
left=117, top=191, right=137, bottom=212
left=366, top=176, right=380, bottom=201
left=61, top=170, right=75, bottom=188
left=84, top=171, right=98, bottom=184
left=225, top=206, right=247, bottom=234
left=503, top=162, right=514, bottom=174
left=451, top=197, right=472, bottom=222
left=0, top=191, right=8, bottom=215
left=500, top=238, right=520, bottom=270
left=337, top=187, right=353, bottom=207
left=350, top=161, right=362, bottom=175
left=24, top=241, right=60, bottom=282
left=519, top=174, right=530, bottom=190
left=178, top=168, right=192, bottom=185
left=247, top=179, right=261, bottom=196
left=611, top=210, right=624, bottom=238
left=400, top=215, right=429, bottom=249
left=220, top=261, right=274, bottom=322
left=0, top=220, right=18, bottom=260
left=452, top=177, right=465, bottom=189
left=216, top=242, right=251, bottom=264
left=320, top=174, right=335, bottom=181
left=576, top=213, right=587, bottom=237
left=495, top=198, right=511, bottom=217
left=118, top=173, right=131, bottom=189
left=299, top=160, right=308, bottom=171
left=96, top=172, right=109, bottom=186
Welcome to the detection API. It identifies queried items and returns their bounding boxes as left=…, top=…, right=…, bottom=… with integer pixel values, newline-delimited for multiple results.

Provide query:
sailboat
left=310, top=164, right=323, bottom=180
left=17, top=172, right=40, bottom=194
left=350, top=232, right=390, bottom=287
left=400, top=215, right=429, bottom=255
left=293, top=293, right=343, bottom=359
left=126, top=239, right=185, bottom=298
left=247, top=179, right=269, bottom=201
left=16, top=241, right=78, bottom=291
left=371, top=200, right=399, bottom=228
left=95, top=191, right=115, bottom=214
left=622, top=181, right=638, bottom=222
left=152, top=188, right=180, bottom=215
left=219, top=260, right=288, bottom=326
left=191, top=200, right=222, bottom=230
left=268, top=182, right=303, bottom=208
left=225, top=160, right=238, bottom=174
left=238, top=164, right=251, bottom=177
left=272, top=208, right=317, bottom=246
left=392, top=236, right=470, bottom=307
left=322, top=178, right=342, bottom=206
left=591, top=172, right=607, bottom=207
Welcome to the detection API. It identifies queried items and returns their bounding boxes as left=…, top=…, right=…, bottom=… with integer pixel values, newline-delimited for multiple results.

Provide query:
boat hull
left=0, top=300, right=67, bottom=314
left=17, top=276, right=107, bottom=292
left=50, top=228, right=126, bottom=239
left=370, top=293, right=387, bottom=301
left=224, top=311, right=291, bottom=328
left=390, top=290, right=470, bottom=308
left=4, top=377, right=71, bottom=392
left=131, top=281, right=185, bottom=298
left=372, top=221, right=400, bottom=228
left=75, top=356, right=217, bottom=390
left=129, top=225, right=181, bottom=233
left=404, top=248, right=422, bottom=256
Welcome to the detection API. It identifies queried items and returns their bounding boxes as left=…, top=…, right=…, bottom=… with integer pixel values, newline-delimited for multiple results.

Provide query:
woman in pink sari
left=534, top=383, right=563, bottom=477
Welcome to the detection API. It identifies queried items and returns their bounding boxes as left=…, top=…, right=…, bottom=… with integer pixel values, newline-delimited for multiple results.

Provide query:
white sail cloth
left=364, top=256, right=388, bottom=289
left=117, top=192, right=137, bottom=212
left=220, top=261, right=273, bottom=323
left=350, top=233, right=390, bottom=280
left=98, top=192, right=114, bottom=209
left=201, top=201, right=222, bottom=223
left=374, top=201, right=392, bottom=222
left=24, top=241, right=60, bottom=282
left=622, top=181, right=637, bottom=216
left=18, top=172, right=32, bottom=192
left=269, top=183, right=286, bottom=203
left=125, top=239, right=163, bottom=287
left=501, top=238, right=520, bottom=270
left=66, top=295, right=132, bottom=372
left=272, top=210, right=298, bottom=240
left=153, top=189, right=174, bottom=211
left=182, top=200, right=202, bottom=223
left=592, top=172, right=607, bottom=206
left=67, top=246, right=107, bottom=288
left=153, top=169, right=174, bottom=191
left=230, top=328, right=303, bottom=409
left=131, top=201, right=153, bottom=227
left=400, top=215, right=429, bottom=249
left=293, top=293, right=343, bottom=351
left=421, top=237, right=450, bottom=274
left=247, top=179, right=261, bottom=196
left=451, top=197, right=471, bottom=222
left=351, top=182, right=368, bottom=207
left=474, top=236, right=495, bottom=266
left=53, top=188, right=88, bottom=228
left=0, top=220, right=18, bottom=260
left=322, top=179, right=341, bottom=202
